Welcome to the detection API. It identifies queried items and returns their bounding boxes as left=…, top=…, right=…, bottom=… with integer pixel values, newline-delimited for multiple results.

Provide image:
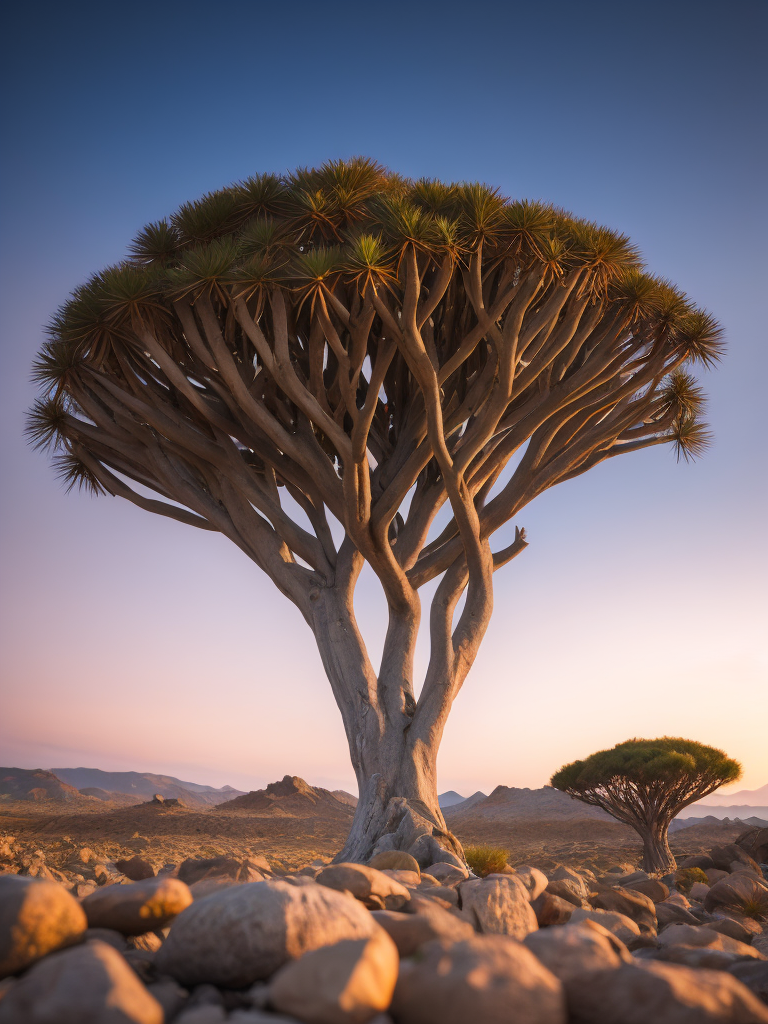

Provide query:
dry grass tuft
left=464, top=845, right=509, bottom=877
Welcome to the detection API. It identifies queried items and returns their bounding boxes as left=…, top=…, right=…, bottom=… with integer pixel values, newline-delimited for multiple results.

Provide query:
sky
left=1, top=0, right=766, bottom=799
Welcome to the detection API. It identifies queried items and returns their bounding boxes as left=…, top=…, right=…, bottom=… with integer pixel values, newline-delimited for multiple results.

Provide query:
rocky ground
left=1, top=802, right=767, bottom=1023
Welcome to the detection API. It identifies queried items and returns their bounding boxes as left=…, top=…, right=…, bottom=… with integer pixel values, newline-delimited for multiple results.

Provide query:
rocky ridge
left=215, top=776, right=355, bottom=818
left=0, top=822, right=766, bottom=1022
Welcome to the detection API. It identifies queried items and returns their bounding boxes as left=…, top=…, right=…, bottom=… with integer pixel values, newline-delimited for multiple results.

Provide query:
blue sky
left=1, top=0, right=766, bottom=794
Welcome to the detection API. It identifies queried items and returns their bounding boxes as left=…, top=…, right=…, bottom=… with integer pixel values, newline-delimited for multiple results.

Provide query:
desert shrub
left=464, top=845, right=509, bottom=877
left=675, top=867, right=708, bottom=893
left=727, top=890, right=768, bottom=921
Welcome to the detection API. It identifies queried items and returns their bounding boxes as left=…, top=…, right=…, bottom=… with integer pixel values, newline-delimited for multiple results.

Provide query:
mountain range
left=694, top=783, right=768, bottom=806
left=49, top=768, right=245, bottom=807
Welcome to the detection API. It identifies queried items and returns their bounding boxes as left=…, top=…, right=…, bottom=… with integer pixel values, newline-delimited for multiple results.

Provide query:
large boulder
left=568, top=908, right=641, bottom=946
left=655, top=900, right=701, bottom=928
left=425, top=863, right=468, bottom=886
left=705, top=873, right=768, bottom=916
left=155, top=879, right=377, bottom=987
left=709, top=845, right=762, bottom=875
left=178, top=856, right=266, bottom=886
left=316, top=864, right=410, bottom=911
left=82, top=877, right=192, bottom=934
left=531, top=892, right=575, bottom=927
left=0, top=940, right=162, bottom=1023
left=269, top=928, right=398, bottom=1023
left=0, top=875, right=87, bottom=978
left=657, top=924, right=763, bottom=959
left=367, top=852, right=420, bottom=875
left=114, top=857, right=155, bottom=882
left=459, top=875, right=538, bottom=939
left=392, top=935, right=566, bottom=1024
left=524, top=920, right=631, bottom=982
left=545, top=879, right=588, bottom=908
left=592, top=886, right=657, bottom=934
left=514, top=866, right=549, bottom=902
left=372, top=901, right=474, bottom=957
left=737, top=827, right=768, bottom=866
left=625, top=878, right=669, bottom=904
left=565, top=959, right=768, bottom=1023
left=728, top=961, right=768, bottom=1006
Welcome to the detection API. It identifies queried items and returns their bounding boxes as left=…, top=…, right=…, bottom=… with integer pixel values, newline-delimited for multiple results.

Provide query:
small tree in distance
left=551, top=737, right=741, bottom=872
left=28, top=158, right=723, bottom=864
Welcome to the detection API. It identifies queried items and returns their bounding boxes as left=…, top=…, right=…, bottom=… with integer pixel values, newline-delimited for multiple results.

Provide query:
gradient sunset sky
left=1, top=0, right=765, bottom=797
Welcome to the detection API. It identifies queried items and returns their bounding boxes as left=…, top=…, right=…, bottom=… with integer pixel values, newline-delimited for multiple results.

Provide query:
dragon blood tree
left=551, top=738, right=742, bottom=872
left=29, top=158, right=723, bottom=864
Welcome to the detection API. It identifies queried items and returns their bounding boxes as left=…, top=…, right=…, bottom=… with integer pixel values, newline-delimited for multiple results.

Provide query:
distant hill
left=445, top=785, right=612, bottom=822
left=1, top=767, right=82, bottom=802
left=443, top=791, right=488, bottom=812
left=50, top=768, right=245, bottom=807
left=331, top=790, right=358, bottom=808
left=670, top=814, right=768, bottom=834
left=438, top=791, right=466, bottom=808
left=217, top=775, right=355, bottom=818
left=696, top=783, right=768, bottom=807
left=677, top=805, right=768, bottom=822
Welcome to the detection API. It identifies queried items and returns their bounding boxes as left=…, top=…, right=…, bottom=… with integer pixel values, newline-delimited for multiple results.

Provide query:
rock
left=459, top=875, right=538, bottom=939
left=0, top=939, right=162, bottom=1023
left=550, top=865, right=587, bottom=889
left=710, top=845, right=762, bottom=874
left=546, top=879, right=587, bottom=908
left=156, top=879, right=378, bottom=988
left=145, top=978, right=188, bottom=1020
left=690, top=882, right=710, bottom=901
left=710, top=915, right=762, bottom=944
left=657, top=923, right=763, bottom=959
left=189, top=877, right=238, bottom=900
left=82, top=876, right=192, bottom=934
left=655, top=900, right=701, bottom=928
left=415, top=885, right=459, bottom=907
left=655, top=946, right=754, bottom=970
left=269, top=927, right=399, bottom=1023
left=367, top=852, right=420, bottom=875
left=174, top=1008, right=226, bottom=1024
left=737, top=827, right=768, bottom=865
left=425, top=862, right=468, bottom=886
left=391, top=935, right=566, bottom=1024
left=569, top=908, right=641, bottom=945
left=372, top=902, right=474, bottom=957
left=178, top=857, right=264, bottom=886
left=115, top=857, right=155, bottom=881
left=381, top=869, right=420, bottom=887
left=565, top=959, right=768, bottom=1023
left=625, top=878, right=669, bottom=903
left=127, top=931, right=163, bottom=953
left=524, top=920, right=631, bottom=982
left=514, top=866, right=549, bottom=901
left=85, top=927, right=127, bottom=951
left=0, top=875, right=87, bottom=978
left=728, top=961, right=768, bottom=1005
left=316, top=864, right=410, bottom=910
left=592, top=886, right=656, bottom=934
left=678, top=854, right=715, bottom=870
left=706, top=868, right=731, bottom=886
left=705, top=873, right=768, bottom=916
left=531, top=892, right=575, bottom=927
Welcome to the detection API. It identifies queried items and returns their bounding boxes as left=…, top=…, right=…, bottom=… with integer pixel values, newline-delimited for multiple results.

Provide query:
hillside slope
left=50, top=768, right=245, bottom=807
left=1, top=768, right=83, bottom=802
left=217, top=775, right=355, bottom=818
left=446, top=785, right=612, bottom=822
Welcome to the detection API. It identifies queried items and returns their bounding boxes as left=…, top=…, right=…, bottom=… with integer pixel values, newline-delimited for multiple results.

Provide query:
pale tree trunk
left=639, top=821, right=676, bottom=874
left=307, top=545, right=489, bottom=867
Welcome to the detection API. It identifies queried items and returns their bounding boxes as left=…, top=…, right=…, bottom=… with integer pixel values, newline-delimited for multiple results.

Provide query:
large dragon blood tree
left=29, top=158, right=722, bottom=865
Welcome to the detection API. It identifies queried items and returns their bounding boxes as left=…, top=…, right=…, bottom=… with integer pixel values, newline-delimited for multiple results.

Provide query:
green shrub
left=464, top=845, right=509, bottom=878
left=675, top=867, right=708, bottom=893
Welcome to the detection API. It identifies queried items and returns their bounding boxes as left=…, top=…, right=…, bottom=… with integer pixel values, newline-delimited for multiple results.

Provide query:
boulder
left=569, top=908, right=641, bottom=945
left=372, top=902, right=474, bottom=957
left=316, top=864, right=410, bottom=911
left=0, top=939, right=162, bottom=1023
left=145, top=979, right=188, bottom=1020
left=710, top=915, right=762, bottom=945
left=459, top=875, right=538, bottom=939
left=178, top=857, right=265, bottom=886
left=550, top=865, right=587, bottom=891
left=531, top=892, right=575, bottom=927
left=82, top=876, right=192, bottom=934
left=678, top=855, right=715, bottom=870
left=514, top=866, right=548, bottom=902
left=706, top=869, right=730, bottom=886
left=381, top=870, right=420, bottom=887
left=524, top=920, right=631, bottom=982
left=425, top=862, right=468, bottom=886
left=391, top=935, right=566, bottom=1024
left=155, top=880, right=377, bottom=988
left=657, top=923, right=763, bottom=959
left=705, top=873, right=768, bottom=916
left=367, top=852, right=420, bottom=875
left=709, top=845, right=762, bottom=874
left=625, top=878, right=669, bottom=904
left=0, top=875, right=87, bottom=978
left=728, top=961, right=768, bottom=1006
left=189, top=878, right=238, bottom=900
left=415, top=885, right=459, bottom=907
left=114, top=857, right=155, bottom=882
left=545, top=879, right=587, bottom=908
left=689, top=882, right=710, bottom=901
left=655, top=900, right=701, bottom=928
left=565, top=960, right=768, bottom=1023
left=85, top=927, right=128, bottom=951
left=591, top=886, right=656, bottom=934
left=654, top=946, right=755, bottom=971
left=269, top=928, right=398, bottom=1023
left=737, top=827, right=768, bottom=866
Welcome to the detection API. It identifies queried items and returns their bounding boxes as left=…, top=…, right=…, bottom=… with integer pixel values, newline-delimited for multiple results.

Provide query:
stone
left=710, top=845, right=762, bottom=874
left=426, top=862, right=468, bottom=886
left=655, top=900, right=701, bottom=928
left=524, top=920, right=631, bottom=982
left=85, top=927, right=127, bottom=951
left=178, top=856, right=264, bottom=886
left=531, top=892, right=575, bottom=927
left=145, top=978, right=188, bottom=1020
left=156, top=879, right=377, bottom=988
left=706, top=868, right=730, bottom=885
left=690, top=882, right=710, bottom=901
left=657, top=923, right=763, bottom=959
left=372, top=902, right=474, bottom=957
left=316, top=864, right=410, bottom=910
left=705, top=873, right=768, bottom=916
left=0, top=875, right=87, bottom=978
left=269, top=927, right=399, bottom=1023
left=569, top=907, right=641, bottom=945
left=565, top=959, right=768, bottom=1023
left=367, top=851, right=420, bottom=875
left=550, top=864, right=587, bottom=888
left=514, top=866, right=549, bottom=901
left=710, top=915, right=762, bottom=944
left=592, top=886, right=657, bottom=934
left=655, top=946, right=754, bottom=970
left=82, top=876, right=193, bottom=934
left=189, top=877, right=238, bottom=900
left=174, top=1008, right=226, bottom=1024
left=459, top=875, right=538, bottom=939
left=417, top=873, right=439, bottom=887
left=127, top=931, right=163, bottom=952
left=728, top=961, right=768, bottom=1005
left=546, top=879, right=587, bottom=908
left=678, top=854, right=715, bottom=870
left=415, top=885, right=459, bottom=907
left=0, top=939, right=163, bottom=1023
left=392, top=935, right=566, bottom=1024
left=115, top=857, right=155, bottom=881
left=381, top=869, right=420, bottom=887
left=625, top=878, right=669, bottom=903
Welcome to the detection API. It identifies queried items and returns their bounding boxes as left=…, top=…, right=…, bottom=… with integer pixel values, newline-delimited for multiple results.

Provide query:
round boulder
left=82, top=877, right=192, bottom=935
left=368, top=851, right=421, bottom=875
left=155, top=879, right=378, bottom=988
left=0, top=875, right=87, bottom=978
